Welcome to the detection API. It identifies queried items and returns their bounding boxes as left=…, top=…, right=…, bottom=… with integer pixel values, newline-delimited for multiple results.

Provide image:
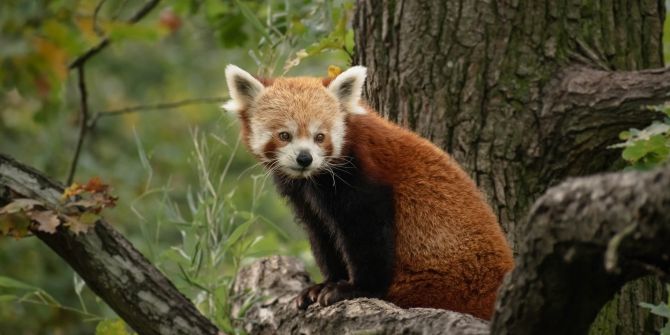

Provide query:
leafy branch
left=66, top=0, right=161, bottom=185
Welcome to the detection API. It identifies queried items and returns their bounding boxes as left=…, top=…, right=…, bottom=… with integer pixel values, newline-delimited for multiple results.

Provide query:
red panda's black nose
left=296, top=151, right=313, bottom=167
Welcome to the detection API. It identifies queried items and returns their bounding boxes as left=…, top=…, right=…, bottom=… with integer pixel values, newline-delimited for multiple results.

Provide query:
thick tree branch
left=491, top=164, right=670, bottom=335
left=544, top=66, right=670, bottom=116
left=0, top=154, right=220, bottom=335
left=230, top=256, right=490, bottom=335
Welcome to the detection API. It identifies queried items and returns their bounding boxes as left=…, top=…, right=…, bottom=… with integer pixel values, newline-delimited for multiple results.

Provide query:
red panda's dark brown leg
left=275, top=178, right=350, bottom=310
left=316, top=181, right=396, bottom=307
left=295, top=217, right=349, bottom=309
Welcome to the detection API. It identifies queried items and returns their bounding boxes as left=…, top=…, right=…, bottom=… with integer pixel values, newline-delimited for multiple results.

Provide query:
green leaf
left=223, top=220, right=253, bottom=249
left=95, top=319, right=130, bottom=335
left=639, top=302, right=670, bottom=318
left=0, top=276, right=37, bottom=291
left=621, top=141, right=648, bottom=162
left=108, top=23, right=162, bottom=42
left=619, top=130, right=631, bottom=140
left=233, top=0, right=271, bottom=42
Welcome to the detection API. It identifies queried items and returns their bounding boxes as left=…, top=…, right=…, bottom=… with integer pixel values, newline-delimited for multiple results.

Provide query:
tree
left=4, top=154, right=669, bottom=334
left=2, top=0, right=670, bottom=334
left=354, top=1, right=669, bottom=334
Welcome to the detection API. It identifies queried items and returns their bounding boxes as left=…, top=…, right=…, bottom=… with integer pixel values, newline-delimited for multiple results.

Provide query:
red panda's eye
left=315, top=133, right=325, bottom=143
left=278, top=132, right=292, bottom=142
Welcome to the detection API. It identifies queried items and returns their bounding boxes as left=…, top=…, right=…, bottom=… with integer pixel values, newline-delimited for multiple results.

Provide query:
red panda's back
left=346, top=112, right=514, bottom=319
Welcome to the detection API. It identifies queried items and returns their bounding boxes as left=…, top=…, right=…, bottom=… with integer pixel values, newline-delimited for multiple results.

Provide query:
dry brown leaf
left=0, top=199, right=44, bottom=214
left=31, top=210, right=61, bottom=234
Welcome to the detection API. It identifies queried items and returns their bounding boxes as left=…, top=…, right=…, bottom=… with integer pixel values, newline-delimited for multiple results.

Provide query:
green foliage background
left=1, top=0, right=669, bottom=334
left=1, top=0, right=352, bottom=333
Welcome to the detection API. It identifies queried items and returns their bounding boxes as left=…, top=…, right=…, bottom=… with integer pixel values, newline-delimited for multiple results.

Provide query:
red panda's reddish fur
left=344, top=110, right=513, bottom=319
left=237, top=76, right=514, bottom=320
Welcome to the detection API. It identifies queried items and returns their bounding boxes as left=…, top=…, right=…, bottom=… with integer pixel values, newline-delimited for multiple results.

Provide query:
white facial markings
left=329, top=115, right=346, bottom=157
left=249, top=120, right=272, bottom=157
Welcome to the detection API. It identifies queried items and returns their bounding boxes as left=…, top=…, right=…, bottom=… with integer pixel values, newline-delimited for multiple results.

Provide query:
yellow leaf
left=96, top=319, right=131, bottom=335
left=32, top=37, right=67, bottom=80
left=327, top=65, right=342, bottom=79
left=62, top=182, right=83, bottom=200
left=75, top=17, right=99, bottom=45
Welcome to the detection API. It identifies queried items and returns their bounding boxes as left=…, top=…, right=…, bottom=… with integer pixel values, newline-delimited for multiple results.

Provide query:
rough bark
left=230, top=256, right=490, bottom=335
left=229, top=165, right=670, bottom=335
left=354, top=0, right=669, bottom=333
left=0, top=154, right=220, bottom=335
left=353, top=0, right=666, bottom=246
left=491, top=164, right=670, bottom=335
left=3, top=152, right=669, bottom=335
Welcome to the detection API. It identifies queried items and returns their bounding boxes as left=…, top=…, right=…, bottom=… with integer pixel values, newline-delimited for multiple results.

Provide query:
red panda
left=224, top=65, right=514, bottom=320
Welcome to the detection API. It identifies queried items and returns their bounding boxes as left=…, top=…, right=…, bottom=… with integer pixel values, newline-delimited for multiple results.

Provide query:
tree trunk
left=354, top=0, right=669, bottom=333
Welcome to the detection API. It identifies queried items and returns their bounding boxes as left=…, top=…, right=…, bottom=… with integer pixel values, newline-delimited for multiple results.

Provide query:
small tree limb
left=0, top=154, right=220, bottom=335
left=67, top=66, right=90, bottom=185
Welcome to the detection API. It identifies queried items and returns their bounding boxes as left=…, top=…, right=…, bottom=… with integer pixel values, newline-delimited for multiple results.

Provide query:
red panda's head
left=223, top=65, right=367, bottom=178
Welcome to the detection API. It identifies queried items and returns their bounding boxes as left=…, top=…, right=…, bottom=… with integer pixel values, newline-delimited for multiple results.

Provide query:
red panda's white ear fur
left=223, top=65, right=265, bottom=113
left=327, top=66, right=367, bottom=115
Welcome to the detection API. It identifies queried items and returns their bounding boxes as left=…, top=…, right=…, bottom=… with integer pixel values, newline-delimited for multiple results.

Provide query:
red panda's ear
left=327, top=66, right=367, bottom=115
left=223, top=65, right=265, bottom=113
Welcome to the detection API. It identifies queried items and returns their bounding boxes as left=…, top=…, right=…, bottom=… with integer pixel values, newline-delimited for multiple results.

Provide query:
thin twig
left=88, top=97, right=227, bottom=128
left=92, top=0, right=108, bottom=36
left=66, top=0, right=162, bottom=184
left=69, top=0, right=161, bottom=69
left=67, top=67, right=90, bottom=185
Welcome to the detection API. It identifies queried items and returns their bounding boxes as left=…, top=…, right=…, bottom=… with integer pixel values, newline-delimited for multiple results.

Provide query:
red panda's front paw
left=295, top=282, right=329, bottom=310
left=316, top=281, right=359, bottom=307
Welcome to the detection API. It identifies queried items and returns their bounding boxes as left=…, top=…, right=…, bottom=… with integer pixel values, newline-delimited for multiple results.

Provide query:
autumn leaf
left=83, top=176, right=109, bottom=193
left=327, top=65, right=342, bottom=79
left=0, top=212, right=32, bottom=239
left=62, top=182, right=84, bottom=199
left=0, top=199, right=44, bottom=214
left=66, top=212, right=100, bottom=235
left=32, top=210, right=61, bottom=234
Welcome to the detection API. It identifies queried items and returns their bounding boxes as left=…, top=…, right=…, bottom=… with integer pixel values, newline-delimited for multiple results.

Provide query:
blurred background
left=0, top=0, right=353, bottom=333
